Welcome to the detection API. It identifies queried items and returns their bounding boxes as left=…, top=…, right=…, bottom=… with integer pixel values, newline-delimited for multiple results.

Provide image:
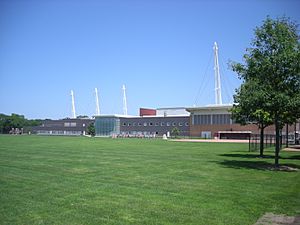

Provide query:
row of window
left=37, top=130, right=82, bottom=135
left=193, top=114, right=232, bottom=125
left=41, top=122, right=86, bottom=128
left=122, top=121, right=189, bottom=127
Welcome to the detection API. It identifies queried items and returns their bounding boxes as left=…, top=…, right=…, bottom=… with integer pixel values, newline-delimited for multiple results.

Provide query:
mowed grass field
left=0, top=135, right=299, bottom=225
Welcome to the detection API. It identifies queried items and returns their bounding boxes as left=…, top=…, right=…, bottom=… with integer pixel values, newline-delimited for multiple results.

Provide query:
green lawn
left=0, top=135, right=299, bottom=225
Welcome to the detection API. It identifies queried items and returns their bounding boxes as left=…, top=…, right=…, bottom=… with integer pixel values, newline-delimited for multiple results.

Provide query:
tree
left=87, top=123, right=95, bottom=136
left=0, top=113, right=42, bottom=134
left=77, top=115, right=89, bottom=119
left=232, top=16, right=300, bottom=167
left=0, top=114, right=11, bottom=133
left=171, top=127, right=180, bottom=138
left=231, top=79, right=273, bottom=157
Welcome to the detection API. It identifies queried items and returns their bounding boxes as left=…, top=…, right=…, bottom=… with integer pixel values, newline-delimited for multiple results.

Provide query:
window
left=212, top=114, right=231, bottom=124
left=178, top=122, right=183, bottom=126
left=166, top=122, right=170, bottom=126
left=143, top=122, right=147, bottom=126
left=193, top=115, right=211, bottom=125
left=64, top=122, right=76, bottom=127
left=172, top=122, right=176, bottom=126
left=122, top=122, right=127, bottom=126
left=149, top=122, right=153, bottom=126
left=138, top=123, right=142, bottom=126
left=155, top=122, right=159, bottom=126
left=132, top=123, right=136, bottom=126
left=185, top=122, right=189, bottom=126
left=161, top=122, right=165, bottom=126
left=128, top=123, right=131, bottom=126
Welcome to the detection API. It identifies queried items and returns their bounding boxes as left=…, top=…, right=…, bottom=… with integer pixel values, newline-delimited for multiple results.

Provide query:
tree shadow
left=284, top=155, right=300, bottom=160
left=220, top=153, right=300, bottom=160
left=215, top=159, right=300, bottom=172
left=219, top=153, right=275, bottom=159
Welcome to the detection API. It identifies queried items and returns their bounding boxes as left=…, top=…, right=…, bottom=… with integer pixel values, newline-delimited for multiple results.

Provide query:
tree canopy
left=231, top=16, right=300, bottom=166
left=87, top=123, right=95, bottom=136
left=0, top=113, right=42, bottom=134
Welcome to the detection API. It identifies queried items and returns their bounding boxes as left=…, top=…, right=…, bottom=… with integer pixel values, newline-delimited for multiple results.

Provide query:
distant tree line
left=0, top=113, right=42, bottom=134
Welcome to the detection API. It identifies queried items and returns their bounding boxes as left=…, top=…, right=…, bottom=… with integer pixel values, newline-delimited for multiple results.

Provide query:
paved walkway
left=170, top=138, right=249, bottom=143
left=283, top=145, right=300, bottom=152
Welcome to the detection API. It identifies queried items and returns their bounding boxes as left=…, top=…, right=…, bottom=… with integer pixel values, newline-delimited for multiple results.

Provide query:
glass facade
left=95, top=115, right=189, bottom=136
left=95, top=117, right=120, bottom=136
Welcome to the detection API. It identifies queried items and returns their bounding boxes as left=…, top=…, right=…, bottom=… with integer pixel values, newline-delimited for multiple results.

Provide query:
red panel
left=139, top=108, right=156, bottom=116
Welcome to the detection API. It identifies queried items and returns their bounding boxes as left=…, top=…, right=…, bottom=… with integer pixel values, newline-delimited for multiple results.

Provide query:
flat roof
left=156, top=107, right=188, bottom=110
left=186, top=104, right=233, bottom=112
left=93, top=114, right=136, bottom=118
left=94, top=114, right=189, bottom=119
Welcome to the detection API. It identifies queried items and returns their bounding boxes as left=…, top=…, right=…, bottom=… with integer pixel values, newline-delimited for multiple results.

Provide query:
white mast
left=122, top=84, right=128, bottom=116
left=70, top=90, right=76, bottom=118
left=213, top=42, right=222, bottom=105
left=94, top=88, right=100, bottom=116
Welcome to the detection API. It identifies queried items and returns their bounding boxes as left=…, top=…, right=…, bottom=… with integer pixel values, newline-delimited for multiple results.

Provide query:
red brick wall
left=189, top=123, right=258, bottom=137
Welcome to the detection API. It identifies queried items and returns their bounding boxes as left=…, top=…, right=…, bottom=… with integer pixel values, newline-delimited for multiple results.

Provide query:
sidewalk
left=170, top=138, right=249, bottom=143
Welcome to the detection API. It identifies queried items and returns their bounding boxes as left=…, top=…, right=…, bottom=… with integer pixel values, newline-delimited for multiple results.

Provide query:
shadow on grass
left=219, top=153, right=300, bottom=160
left=220, top=153, right=274, bottom=159
left=215, top=160, right=300, bottom=172
left=285, top=155, right=300, bottom=160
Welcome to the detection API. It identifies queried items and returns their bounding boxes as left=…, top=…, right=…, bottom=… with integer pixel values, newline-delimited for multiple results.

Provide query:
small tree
left=87, top=123, right=95, bottom=136
left=171, top=127, right=180, bottom=138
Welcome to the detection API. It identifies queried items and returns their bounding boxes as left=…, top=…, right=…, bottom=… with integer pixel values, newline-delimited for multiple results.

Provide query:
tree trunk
left=286, top=124, right=289, bottom=148
left=295, top=123, right=297, bottom=145
left=275, top=116, right=280, bottom=168
left=259, top=127, right=264, bottom=157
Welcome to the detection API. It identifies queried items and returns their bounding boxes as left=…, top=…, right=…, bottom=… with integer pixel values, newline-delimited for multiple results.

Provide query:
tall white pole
left=95, top=88, right=100, bottom=116
left=70, top=90, right=76, bottom=118
left=122, top=84, right=128, bottom=116
left=213, top=42, right=222, bottom=105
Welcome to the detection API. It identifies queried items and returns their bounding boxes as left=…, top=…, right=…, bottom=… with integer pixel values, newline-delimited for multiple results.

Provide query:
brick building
left=186, top=105, right=299, bottom=139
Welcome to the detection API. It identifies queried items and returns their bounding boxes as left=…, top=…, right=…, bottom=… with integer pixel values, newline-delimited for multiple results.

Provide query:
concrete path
left=170, top=138, right=249, bottom=143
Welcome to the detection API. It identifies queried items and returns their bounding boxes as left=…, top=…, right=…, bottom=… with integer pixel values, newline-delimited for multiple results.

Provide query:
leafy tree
left=0, top=113, right=42, bottom=134
left=77, top=115, right=89, bottom=119
left=171, top=127, right=180, bottom=138
left=10, top=114, right=26, bottom=128
left=0, top=114, right=10, bottom=133
left=232, top=16, right=300, bottom=167
left=87, top=123, right=95, bottom=136
left=231, top=79, right=273, bottom=157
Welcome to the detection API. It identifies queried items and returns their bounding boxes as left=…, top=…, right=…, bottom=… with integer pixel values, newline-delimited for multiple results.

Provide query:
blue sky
left=0, top=0, right=299, bottom=119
